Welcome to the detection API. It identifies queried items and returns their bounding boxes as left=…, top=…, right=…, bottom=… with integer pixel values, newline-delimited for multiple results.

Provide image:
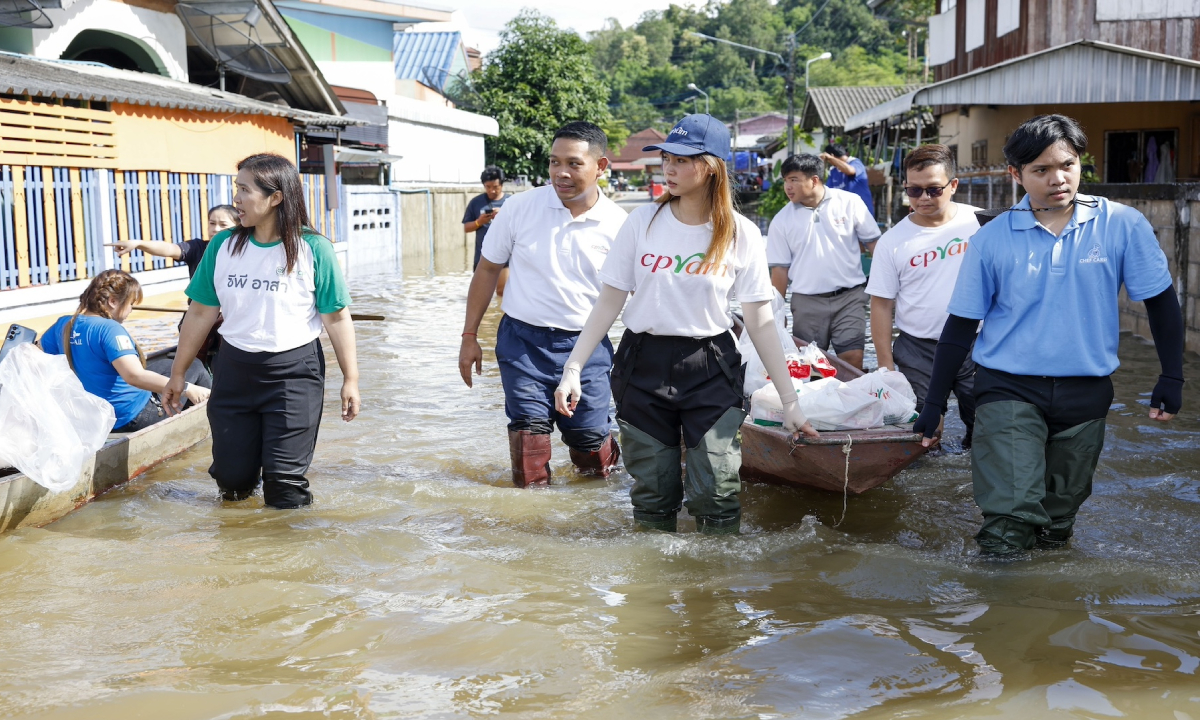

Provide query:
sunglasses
left=903, top=182, right=952, bottom=198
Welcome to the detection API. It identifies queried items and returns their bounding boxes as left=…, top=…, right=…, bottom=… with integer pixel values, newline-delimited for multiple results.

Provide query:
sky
left=429, top=1, right=681, bottom=54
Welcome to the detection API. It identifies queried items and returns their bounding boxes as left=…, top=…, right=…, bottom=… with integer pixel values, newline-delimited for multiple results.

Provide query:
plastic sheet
left=0, top=344, right=116, bottom=492
left=845, top=368, right=918, bottom=425
left=750, top=377, right=885, bottom=431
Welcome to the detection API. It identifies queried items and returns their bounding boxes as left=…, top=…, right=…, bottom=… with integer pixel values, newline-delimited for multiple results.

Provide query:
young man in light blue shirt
left=912, top=115, right=1184, bottom=558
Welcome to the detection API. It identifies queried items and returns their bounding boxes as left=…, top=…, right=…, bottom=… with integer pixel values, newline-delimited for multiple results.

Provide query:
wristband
left=461, top=332, right=477, bottom=337
left=183, top=382, right=190, bottom=393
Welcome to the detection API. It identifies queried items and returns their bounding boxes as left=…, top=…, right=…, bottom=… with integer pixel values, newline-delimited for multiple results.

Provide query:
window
left=1104, top=129, right=1178, bottom=183
left=940, top=0, right=958, bottom=11
left=971, top=140, right=988, bottom=166
left=965, top=0, right=985, bottom=51
left=997, top=0, right=1020, bottom=36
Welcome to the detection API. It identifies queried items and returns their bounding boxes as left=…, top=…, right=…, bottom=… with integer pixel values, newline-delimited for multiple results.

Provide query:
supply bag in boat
left=738, top=289, right=803, bottom=396
left=845, top=368, right=918, bottom=425
left=750, top=377, right=884, bottom=431
left=0, top=343, right=116, bottom=492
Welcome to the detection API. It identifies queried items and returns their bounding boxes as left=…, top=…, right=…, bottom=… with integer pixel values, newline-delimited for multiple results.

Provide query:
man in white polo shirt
left=767, top=153, right=880, bottom=369
left=867, top=144, right=981, bottom=449
left=458, top=122, right=629, bottom=488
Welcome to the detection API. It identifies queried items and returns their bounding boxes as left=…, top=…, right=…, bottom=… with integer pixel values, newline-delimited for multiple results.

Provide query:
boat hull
left=0, top=403, right=210, bottom=533
left=739, top=421, right=928, bottom=494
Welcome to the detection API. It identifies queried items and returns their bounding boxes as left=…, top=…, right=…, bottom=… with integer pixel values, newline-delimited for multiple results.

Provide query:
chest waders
left=970, top=367, right=1113, bottom=555
left=612, top=330, right=747, bottom=535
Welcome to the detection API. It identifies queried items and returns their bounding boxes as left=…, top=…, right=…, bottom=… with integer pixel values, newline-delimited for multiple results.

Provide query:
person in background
left=165, top=153, right=360, bottom=509
left=553, top=114, right=817, bottom=535
left=40, top=270, right=211, bottom=433
left=464, top=167, right=509, bottom=297
left=106, top=205, right=238, bottom=278
left=913, top=115, right=1183, bottom=557
left=459, top=122, right=628, bottom=488
left=867, top=144, right=980, bottom=449
left=821, top=143, right=875, bottom=218
left=767, top=153, right=880, bottom=370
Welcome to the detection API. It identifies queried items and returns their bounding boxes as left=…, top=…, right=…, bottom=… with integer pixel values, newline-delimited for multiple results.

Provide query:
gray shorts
left=892, top=331, right=976, bottom=428
left=790, top=283, right=868, bottom=354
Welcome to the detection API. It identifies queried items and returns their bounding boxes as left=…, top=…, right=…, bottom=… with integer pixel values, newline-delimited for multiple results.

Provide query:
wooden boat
left=0, top=348, right=211, bottom=533
left=733, top=321, right=929, bottom=494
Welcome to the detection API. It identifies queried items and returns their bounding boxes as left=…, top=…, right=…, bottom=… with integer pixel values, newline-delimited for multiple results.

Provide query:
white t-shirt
left=865, top=203, right=982, bottom=340
left=482, top=185, right=628, bottom=331
left=599, top=202, right=774, bottom=338
left=187, top=230, right=351, bottom=353
left=766, top=187, right=881, bottom=295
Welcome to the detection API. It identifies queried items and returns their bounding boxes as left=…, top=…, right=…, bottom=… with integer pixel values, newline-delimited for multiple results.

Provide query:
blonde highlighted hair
left=64, top=269, right=146, bottom=369
left=652, top=153, right=737, bottom=263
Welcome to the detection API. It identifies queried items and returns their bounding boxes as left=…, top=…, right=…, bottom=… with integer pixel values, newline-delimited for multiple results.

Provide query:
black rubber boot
left=219, top=486, right=256, bottom=502
left=695, top=514, right=741, bottom=536
left=262, top=474, right=313, bottom=509
left=633, top=513, right=678, bottom=532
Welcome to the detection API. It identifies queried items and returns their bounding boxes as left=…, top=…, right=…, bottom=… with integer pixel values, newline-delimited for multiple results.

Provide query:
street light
left=805, top=51, right=832, bottom=97
left=687, top=83, right=709, bottom=115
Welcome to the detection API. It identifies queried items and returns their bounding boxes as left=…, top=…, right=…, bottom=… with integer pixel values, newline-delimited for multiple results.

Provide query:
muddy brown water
left=1, top=271, right=1199, bottom=719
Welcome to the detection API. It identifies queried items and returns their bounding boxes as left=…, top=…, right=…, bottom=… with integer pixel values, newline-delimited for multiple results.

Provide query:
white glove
left=782, top=398, right=820, bottom=438
left=554, top=365, right=582, bottom=417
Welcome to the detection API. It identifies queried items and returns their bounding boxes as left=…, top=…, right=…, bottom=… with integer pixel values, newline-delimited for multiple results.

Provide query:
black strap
left=708, top=340, right=738, bottom=385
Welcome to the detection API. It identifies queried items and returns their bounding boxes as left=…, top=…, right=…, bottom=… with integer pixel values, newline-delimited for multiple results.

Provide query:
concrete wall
left=397, top=186, right=474, bottom=275
left=34, top=0, right=189, bottom=81
left=1082, top=183, right=1200, bottom=354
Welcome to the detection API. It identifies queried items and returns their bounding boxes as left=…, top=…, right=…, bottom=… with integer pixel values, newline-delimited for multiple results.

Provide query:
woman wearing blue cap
left=553, top=115, right=818, bottom=534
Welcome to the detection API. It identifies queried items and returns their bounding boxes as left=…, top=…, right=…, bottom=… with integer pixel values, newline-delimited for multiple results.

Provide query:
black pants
left=892, top=331, right=976, bottom=440
left=612, top=330, right=744, bottom=448
left=115, top=357, right=212, bottom=433
left=207, top=339, right=325, bottom=508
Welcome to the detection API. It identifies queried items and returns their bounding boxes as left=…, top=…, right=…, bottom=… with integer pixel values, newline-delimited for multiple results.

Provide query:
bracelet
left=461, top=332, right=477, bottom=337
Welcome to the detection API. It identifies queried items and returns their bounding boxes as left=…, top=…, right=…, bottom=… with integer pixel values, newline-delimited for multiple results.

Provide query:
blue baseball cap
left=643, top=114, right=731, bottom=158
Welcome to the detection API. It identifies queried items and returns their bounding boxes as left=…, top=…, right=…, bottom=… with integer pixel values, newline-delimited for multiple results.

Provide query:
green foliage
left=1080, top=152, right=1100, bottom=183
left=758, top=179, right=789, bottom=220
left=473, top=11, right=616, bottom=178
left=585, top=0, right=931, bottom=135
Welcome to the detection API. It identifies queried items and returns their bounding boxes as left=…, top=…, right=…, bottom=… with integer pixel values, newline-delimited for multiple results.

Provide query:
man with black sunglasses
left=767, top=153, right=880, bottom=369
left=866, top=144, right=981, bottom=449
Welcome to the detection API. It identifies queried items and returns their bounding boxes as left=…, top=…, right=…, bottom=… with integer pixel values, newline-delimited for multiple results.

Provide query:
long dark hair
left=229, top=153, right=313, bottom=274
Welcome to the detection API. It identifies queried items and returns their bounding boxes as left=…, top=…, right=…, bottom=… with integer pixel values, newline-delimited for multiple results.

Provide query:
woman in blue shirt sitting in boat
left=40, top=269, right=211, bottom=433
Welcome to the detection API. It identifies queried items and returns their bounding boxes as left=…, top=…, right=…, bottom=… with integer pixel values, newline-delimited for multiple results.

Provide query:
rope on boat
left=833, top=434, right=853, bottom=528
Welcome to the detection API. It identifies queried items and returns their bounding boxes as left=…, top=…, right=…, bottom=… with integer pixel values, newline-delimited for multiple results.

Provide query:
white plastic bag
left=845, top=368, right=918, bottom=425
left=794, top=377, right=885, bottom=431
left=738, top=289, right=801, bottom=396
left=0, top=344, right=116, bottom=492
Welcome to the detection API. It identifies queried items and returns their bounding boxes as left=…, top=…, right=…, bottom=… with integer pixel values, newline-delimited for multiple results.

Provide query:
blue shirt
left=947, top=194, right=1172, bottom=376
left=827, top=157, right=874, bottom=218
left=40, top=315, right=151, bottom=427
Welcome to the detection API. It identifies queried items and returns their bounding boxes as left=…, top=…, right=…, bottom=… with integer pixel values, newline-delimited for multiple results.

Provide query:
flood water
left=2, top=270, right=1200, bottom=719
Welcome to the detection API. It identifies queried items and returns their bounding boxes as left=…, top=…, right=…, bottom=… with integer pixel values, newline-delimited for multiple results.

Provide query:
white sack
left=845, top=368, right=919, bottom=425
left=795, top=377, right=885, bottom=431
left=738, top=289, right=801, bottom=396
left=0, top=344, right=116, bottom=492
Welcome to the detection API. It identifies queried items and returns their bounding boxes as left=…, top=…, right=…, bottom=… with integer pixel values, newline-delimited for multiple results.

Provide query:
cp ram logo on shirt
left=909, top=237, right=968, bottom=268
left=641, top=252, right=730, bottom=277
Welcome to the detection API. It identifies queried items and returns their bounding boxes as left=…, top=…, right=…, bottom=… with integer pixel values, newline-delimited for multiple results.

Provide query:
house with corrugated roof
left=0, top=0, right=357, bottom=321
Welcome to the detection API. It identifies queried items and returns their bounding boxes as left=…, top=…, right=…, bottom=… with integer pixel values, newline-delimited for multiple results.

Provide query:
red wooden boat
left=734, top=323, right=929, bottom=494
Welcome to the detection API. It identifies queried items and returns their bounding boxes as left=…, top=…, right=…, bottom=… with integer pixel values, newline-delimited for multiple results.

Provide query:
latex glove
left=1149, top=374, right=1183, bottom=421
left=912, top=402, right=943, bottom=448
left=783, top=400, right=820, bottom=439
left=554, top=365, right=582, bottom=417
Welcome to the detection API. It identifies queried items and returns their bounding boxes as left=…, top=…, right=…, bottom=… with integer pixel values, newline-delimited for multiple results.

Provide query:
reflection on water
left=1, top=271, right=1199, bottom=719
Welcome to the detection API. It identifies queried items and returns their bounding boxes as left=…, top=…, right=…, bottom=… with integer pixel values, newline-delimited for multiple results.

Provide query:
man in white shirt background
left=767, top=153, right=881, bottom=370
left=458, top=122, right=629, bottom=488
left=866, top=144, right=981, bottom=448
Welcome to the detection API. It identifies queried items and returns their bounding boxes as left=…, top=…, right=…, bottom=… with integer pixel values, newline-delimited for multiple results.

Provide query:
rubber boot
left=509, top=430, right=552, bottom=488
left=219, top=486, right=256, bottom=502
left=569, top=434, right=621, bottom=478
left=262, top=474, right=313, bottom=509
left=619, top=420, right=683, bottom=532
left=684, top=407, right=747, bottom=535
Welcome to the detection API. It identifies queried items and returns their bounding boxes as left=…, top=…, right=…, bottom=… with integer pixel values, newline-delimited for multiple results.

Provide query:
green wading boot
left=684, top=407, right=747, bottom=536
left=1038, top=418, right=1107, bottom=549
left=618, top=420, right=683, bottom=532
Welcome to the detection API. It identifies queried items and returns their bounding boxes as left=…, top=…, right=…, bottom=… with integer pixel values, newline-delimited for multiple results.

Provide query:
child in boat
left=40, top=270, right=211, bottom=433
left=553, top=114, right=818, bottom=535
left=105, top=204, right=238, bottom=277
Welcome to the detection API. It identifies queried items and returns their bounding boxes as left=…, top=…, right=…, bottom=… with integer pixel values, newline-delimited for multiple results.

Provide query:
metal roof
left=846, top=40, right=1200, bottom=131
left=393, top=31, right=461, bottom=89
left=801, top=85, right=924, bottom=130
left=0, top=52, right=361, bottom=126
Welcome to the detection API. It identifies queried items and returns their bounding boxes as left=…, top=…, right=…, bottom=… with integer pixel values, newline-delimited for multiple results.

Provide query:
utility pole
left=734, top=107, right=740, bottom=152
left=785, top=35, right=796, bottom=157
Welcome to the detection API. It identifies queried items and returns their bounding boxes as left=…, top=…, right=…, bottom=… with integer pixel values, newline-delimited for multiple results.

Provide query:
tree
left=473, top=11, right=621, bottom=179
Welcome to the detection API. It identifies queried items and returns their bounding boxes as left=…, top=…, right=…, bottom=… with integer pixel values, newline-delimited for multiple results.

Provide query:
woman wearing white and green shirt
left=164, top=153, right=360, bottom=509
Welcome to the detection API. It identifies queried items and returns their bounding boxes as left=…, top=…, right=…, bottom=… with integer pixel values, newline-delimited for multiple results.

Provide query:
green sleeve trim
left=185, top=230, right=231, bottom=306
left=303, top=232, right=351, bottom=314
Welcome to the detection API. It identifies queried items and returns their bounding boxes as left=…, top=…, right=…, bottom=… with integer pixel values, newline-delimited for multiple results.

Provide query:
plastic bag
left=795, top=344, right=838, bottom=379
left=845, top=368, right=918, bottom=425
left=0, top=344, right=116, bottom=492
left=794, top=377, right=885, bottom=431
left=738, top=289, right=802, bottom=396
